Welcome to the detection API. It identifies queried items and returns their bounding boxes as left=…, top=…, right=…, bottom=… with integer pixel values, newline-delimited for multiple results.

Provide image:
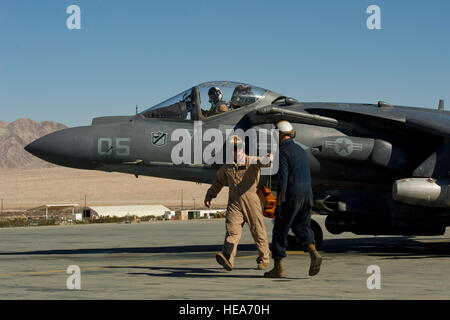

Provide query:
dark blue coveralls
left=271, top=138, right=315, bottom=259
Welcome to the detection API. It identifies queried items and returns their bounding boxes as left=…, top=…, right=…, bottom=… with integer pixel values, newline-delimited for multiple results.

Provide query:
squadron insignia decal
left=325, top=137, right=363, bottom=156
left=151, top=131, right=167, bottom=147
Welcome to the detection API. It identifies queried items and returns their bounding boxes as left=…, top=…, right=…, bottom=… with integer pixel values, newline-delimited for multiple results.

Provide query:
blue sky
left=1, top=0, right=449, bottom=127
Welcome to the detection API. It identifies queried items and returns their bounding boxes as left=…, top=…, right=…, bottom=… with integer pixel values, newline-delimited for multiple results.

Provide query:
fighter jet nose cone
left=24, top=141, right=37, bottom=155
left=24, top=127, right=95, bottom=169
left=24, top=135, right=56, bottom=160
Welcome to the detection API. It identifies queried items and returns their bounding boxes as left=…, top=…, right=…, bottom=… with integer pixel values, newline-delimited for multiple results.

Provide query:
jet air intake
left=392, top=178, right=450, bottom=208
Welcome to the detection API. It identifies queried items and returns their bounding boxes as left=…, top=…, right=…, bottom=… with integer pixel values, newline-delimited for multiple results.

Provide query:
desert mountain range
left=0, top=119, right=67, bottom=169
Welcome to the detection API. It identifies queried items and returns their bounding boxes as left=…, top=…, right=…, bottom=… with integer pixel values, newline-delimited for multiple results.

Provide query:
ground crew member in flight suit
left=204, top=87, right=229, bottom=117
left=204, top=135, right=272, bottom=271
left=264, top=120, right=322, bottom=278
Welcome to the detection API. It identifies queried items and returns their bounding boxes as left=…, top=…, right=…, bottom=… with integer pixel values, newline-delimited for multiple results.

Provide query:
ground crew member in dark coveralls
left=204, top=135, right=273, bottom=271
left=264, top=121, right=322, bottom=278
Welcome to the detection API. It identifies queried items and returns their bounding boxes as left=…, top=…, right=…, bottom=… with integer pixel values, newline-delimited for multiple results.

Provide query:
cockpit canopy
left=140, top=81, right=269, bottom=120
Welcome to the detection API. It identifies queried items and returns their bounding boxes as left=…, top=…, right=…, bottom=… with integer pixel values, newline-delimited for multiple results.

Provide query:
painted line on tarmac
left=0, top=254, right=254, bottom=277
left=0, top=250, right=308, bottom=277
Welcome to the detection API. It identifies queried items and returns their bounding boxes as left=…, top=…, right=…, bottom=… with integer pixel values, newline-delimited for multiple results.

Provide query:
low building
left=198, top=209, right=226, bottom=218
left=29, top=204, right=79, bottom=220
left=84, top=205, right=171, bottom=218
left=175, top=210, right=189, bottom=221
left=73, top=213, right=83, bottom=221
left=188, top=210, right=201, bottom=219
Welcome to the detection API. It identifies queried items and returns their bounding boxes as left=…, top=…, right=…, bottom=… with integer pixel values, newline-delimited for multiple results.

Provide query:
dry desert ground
left=0, top=167, right=229, bottom=210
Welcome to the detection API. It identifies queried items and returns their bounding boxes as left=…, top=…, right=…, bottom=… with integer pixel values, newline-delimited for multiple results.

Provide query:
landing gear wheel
left=287, top=219, right=323, bottom=251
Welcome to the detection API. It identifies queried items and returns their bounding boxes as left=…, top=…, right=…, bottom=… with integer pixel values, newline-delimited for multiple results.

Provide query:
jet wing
left=248, top=103, right=450, bottom=139
left=304, top=104, right=450, bottom=139
left=400, top=111, right=450, bottom=139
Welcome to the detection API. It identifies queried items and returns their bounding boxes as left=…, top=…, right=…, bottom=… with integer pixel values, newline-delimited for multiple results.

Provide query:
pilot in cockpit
left=204, top=87, right=229, bottom=117
left=230, top=84, right=256, bottom=109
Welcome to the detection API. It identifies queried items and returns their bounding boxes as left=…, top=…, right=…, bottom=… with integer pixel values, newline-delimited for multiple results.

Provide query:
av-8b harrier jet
left=25, top=81, right=450, bottom=247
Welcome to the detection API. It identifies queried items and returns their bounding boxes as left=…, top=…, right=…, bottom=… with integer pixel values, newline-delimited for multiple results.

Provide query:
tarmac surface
left=0, top=215, right=449, bottom=299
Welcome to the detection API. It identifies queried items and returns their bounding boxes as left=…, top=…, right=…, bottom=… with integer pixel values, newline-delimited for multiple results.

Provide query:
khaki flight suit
left=205, top=155, right=271, bottom=266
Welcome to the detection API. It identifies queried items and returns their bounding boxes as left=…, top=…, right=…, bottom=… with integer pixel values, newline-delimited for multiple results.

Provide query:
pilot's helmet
left=208, top=87, right=223, bottom=104
left=276, top=120, right=296, bottom=138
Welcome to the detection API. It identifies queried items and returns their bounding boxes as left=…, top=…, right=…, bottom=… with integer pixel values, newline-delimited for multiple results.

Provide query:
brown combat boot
left=216, top=252, right=233, bottom=271
left=264, top=259, right=285, bottom=278
left=257, top=261, right=270, bottom=270
left=306, top=244, right=322, bottom=276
